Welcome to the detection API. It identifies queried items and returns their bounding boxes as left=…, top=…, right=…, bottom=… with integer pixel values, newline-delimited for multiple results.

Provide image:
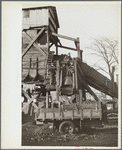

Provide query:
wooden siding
left=36, top=102, right=101, bottom=120
left=22, top=7, right=59, bottom=30
left=49, top=10, right=57, bottom=32
left=23, top=9, right=48, bottom=29
left=22, top=43, right=47, bottom=78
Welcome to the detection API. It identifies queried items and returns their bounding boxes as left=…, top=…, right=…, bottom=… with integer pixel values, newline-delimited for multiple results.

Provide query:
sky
left=22, top=1, right=121, bottom=78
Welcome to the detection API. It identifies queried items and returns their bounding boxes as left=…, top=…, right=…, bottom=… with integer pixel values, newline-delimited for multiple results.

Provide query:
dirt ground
left=22, top=120, right=118, bottom=147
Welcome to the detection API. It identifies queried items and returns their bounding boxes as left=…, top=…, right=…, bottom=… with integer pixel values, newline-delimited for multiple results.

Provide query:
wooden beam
left=76, top=37, right=81, bottom=59
left=47, top=26, right=50, bottom=76
left=49, top=43, right=53, bottom=48
left=32, top=102, right=38, bottom=109
left=56, top=45, right=58, bottom=55
left=50, top=35, right=57, bottom=45
left=82, top=81, right=99, bottom=101
left=74, top=41, right=77, bottom=48
left=58, top=40, right=62, bottom=46
left=36, top=57, right=38, bottom=75
left=49, top=9, right=58, bottom=28
left=57, top=45, right=78, bottom=51
left=22, top=25, right=48, bottom=31
left=28, top=58, right=32, bottom=75
left=98, top=100, right=102, bottom=120
left=77, top=62, right=84, bottom=76
left=46, top=91, right=49, bottom=108
left=79, top=89, right=83, bottom=129
left=22, top=91, right=38, bottom=111
left=77, top=65, right=86, bottom=100
left=22, top=67, right=46, bottom=70
left=48, top=32, right=78, bottom=42
left=83, top=81, right=99, bottom=101
left=22, top=28, right=45, bottom=58
left=47, top=27, right=50, bottom=51
left=72, top=72, right=75, bottom=89
left=49, top=19, right=57, bottom=33
left=22, top=31, right=47, bottom=56
left=23, top=66, right=56, bottom=70
left=22, top=90, right=31, bottom=100
left=59, top=69, right=62, bottom=87
left=76, top=64, right=99, bottom=101
left=80, top=51, right=83, bottom=62
left=56, top=60, right=60, bottom=101
left=74, top=61, right=78, bottom=90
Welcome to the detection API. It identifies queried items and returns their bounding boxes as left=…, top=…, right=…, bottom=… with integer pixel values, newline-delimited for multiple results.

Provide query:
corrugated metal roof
left=22, top=6, right=59, bottom=28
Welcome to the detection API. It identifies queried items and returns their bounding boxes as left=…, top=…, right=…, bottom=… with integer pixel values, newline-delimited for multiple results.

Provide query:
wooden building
left=22, top=6, right=60, bottom=81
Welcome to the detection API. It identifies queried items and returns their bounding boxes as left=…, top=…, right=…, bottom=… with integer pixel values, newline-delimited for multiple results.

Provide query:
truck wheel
left=59, top=121, right=75, bottom=134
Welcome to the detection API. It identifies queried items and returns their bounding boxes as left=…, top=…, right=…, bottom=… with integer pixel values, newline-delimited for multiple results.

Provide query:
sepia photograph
left=2, top=1, right=121, bottom=149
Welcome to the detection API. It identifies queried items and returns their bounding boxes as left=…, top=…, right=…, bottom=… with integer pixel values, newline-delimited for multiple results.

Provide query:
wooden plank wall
left=22, top=29, right=47, bottom=79
left=22, top=7, right=59, bottom=80
left=22, top=46, right=47, bottom=77
left=22, top=9, right=48, bottom=30
left=49, top=9, right=58, bottom=33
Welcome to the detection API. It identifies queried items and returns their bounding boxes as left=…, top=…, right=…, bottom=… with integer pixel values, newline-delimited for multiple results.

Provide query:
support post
left=46, top=91, right=49, bottom=108
left=112, top=66, right=115, bottom=92
left=72, top=72, right=75, bottom=89
left=56, top=60, right=60, bottom=101
left=76, top=37, right=80, bottom=59
left=82, top=81, right=99, bottom=101
left=47, top=26, right=50, bottom=76
left=47, top=27, right=50, bottom=52
left=99, top=100, right=102, bottom=120
left=116, top=74, right=118, bottom=85
left=36, top=57, right=38, bottom=75
left=74, top=60, right=78, bottom=90
left=29, top=58, right=32, bottom=75
left=59, top=69, right=62, bottom=87
left=79, top=89, right=83, bottom=130
left=80, top=50, right=83, bottom=62
left=82, top=86, right=86, bottom=101
left=56, top=45, right=58, bottom=55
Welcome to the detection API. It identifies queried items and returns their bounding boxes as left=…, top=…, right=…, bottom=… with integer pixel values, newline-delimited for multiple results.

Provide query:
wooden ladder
left=47, top=51, right=55, bottom=67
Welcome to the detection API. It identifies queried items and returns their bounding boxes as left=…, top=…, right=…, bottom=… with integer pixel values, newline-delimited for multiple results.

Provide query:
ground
left=22, top=117, right=118, bottom=147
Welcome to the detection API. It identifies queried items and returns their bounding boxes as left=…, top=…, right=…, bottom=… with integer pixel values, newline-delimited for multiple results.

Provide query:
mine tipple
left=22, top=6, right=118, bottom=134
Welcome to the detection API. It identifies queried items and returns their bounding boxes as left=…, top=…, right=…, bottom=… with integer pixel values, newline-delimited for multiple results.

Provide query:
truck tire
left=59, top=121, right=75, bottom=134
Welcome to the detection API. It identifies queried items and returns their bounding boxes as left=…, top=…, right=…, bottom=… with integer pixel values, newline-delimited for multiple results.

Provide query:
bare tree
left=88, top=37, right=119, bottom=80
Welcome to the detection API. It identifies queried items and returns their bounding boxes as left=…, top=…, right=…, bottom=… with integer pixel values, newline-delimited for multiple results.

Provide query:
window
left=23, top=10, right=30, bottom=18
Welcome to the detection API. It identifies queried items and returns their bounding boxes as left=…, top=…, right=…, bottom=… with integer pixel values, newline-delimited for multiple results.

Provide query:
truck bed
left=35, top=102, right=101, bottom=121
